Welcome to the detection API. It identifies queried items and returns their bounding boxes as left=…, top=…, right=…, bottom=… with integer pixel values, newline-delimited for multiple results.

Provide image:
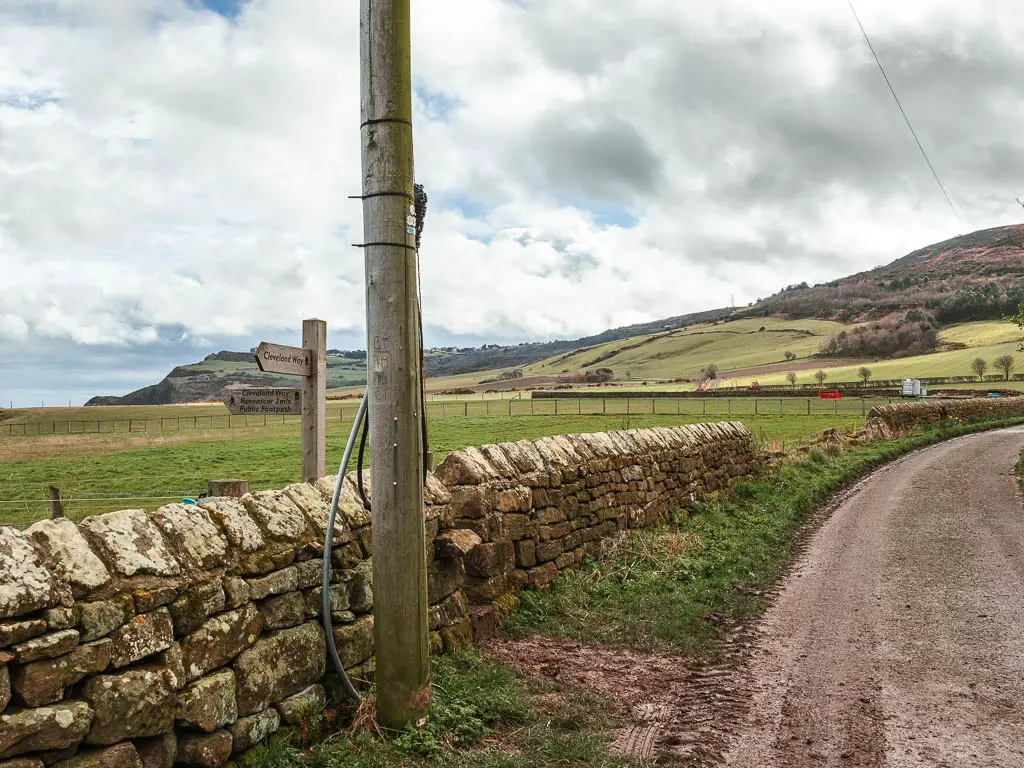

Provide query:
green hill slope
left=523, top=317, right=849, bottom=381
left=719, top=321, right=1022, bottom=389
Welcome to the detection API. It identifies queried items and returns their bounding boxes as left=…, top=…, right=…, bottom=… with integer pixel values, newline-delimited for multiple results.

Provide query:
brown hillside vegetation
left=752, top=224, right=1024, bottom=324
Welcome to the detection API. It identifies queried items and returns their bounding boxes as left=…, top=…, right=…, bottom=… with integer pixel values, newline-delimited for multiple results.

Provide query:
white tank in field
left=901, top=379, right=922, bottom=397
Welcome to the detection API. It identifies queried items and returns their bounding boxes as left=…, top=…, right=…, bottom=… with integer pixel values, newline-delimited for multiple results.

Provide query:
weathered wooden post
left=208, top=479, right=249, bottom=497
left=302, top=319, right=327, bottom=483
left=360, top=0, right=429, bottom=731
left=48, top=486, right=64, bottom=519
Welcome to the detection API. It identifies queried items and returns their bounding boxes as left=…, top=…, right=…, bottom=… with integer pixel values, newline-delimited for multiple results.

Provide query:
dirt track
left=726, top=427, right=1024, bottom=767
left=490, top=428, right=1024, bottom=765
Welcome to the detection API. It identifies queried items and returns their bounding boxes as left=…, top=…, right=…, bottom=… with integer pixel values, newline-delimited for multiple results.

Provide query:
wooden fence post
left=48, top=487, right=65, bottom=519
left=302, top=319, right=327, bottom=483
left=208, top=480, right=249, bottom=497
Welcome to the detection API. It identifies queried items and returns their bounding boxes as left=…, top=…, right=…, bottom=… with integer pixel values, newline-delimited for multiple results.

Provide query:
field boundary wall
left=0, top=422, right=760, bottom=766
left=865, top=397, right=1024, bottom=436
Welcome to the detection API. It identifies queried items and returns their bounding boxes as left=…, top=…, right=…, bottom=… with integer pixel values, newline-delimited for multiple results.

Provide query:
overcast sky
left=2, top=0, right=1022, bottom=405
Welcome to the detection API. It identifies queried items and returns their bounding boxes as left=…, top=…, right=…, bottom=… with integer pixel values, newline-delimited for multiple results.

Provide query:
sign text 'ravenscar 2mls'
left=223, top=388, right=302, bottom=416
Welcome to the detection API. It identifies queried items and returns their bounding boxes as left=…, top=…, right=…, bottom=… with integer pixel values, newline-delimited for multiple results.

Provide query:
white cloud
left=1, top=0, right=1023, bottom=402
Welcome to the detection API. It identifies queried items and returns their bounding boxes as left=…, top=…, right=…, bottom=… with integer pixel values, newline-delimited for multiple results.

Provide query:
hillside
left=87, top=223, right=1024, bottom=404
left=423, top=305, right=735, bottom=376
left=717, top=320, right=1022, bottom=389
left=751, top=224, right=1024, bottom=323
left=521, top=317, right=847, bottom=382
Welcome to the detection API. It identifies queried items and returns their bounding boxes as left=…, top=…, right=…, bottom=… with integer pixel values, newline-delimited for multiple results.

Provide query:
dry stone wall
left=866, top=397, right=1024, bottom=436
left=0, top=422, right=760, bottom=767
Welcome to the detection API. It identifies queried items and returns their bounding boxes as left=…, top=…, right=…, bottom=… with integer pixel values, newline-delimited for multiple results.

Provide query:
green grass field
left=0, top=410, right=866, bottom=526
left=720, top=343, right=1022, bottom=390
left=1, top=394, right=884, bottom=436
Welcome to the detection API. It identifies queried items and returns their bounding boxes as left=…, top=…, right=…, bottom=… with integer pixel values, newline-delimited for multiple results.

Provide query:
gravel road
left=725, top=427, right=1024, bottom=767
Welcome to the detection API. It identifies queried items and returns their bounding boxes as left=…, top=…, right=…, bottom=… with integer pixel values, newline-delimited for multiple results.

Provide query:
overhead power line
left=844, top=0, right=962, bottom=224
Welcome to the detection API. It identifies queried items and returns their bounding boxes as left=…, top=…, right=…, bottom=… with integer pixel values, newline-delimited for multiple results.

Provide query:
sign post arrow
left=254, top=342, right=313, bottom=377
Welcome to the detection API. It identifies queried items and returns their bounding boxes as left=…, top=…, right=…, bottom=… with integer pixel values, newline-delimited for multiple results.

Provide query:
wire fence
left=0, top=395, right=881, bottom=529
left=0, top=472, right=306, bottom=529
left=0, top=396, right=891, bottom=437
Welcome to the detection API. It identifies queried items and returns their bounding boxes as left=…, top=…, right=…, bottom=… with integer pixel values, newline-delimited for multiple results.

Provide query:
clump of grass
left=391, top=653, right=527, bottom=757
left=1017, top=449, right=1024, bottom=489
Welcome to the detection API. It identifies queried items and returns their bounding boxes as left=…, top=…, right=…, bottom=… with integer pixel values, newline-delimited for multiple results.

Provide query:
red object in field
left=748, top=380, right=761, bottom=391
left=818, top=390, right=841, bottom=399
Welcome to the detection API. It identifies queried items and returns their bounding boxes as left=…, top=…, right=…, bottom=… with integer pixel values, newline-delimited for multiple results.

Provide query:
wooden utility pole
left=301, top=319, right=327, bottom=483
left=359, top=0, right=429, bottom=730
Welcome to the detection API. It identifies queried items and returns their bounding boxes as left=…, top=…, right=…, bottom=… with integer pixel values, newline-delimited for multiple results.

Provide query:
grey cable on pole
left=322, top=391, right=369, bottom=703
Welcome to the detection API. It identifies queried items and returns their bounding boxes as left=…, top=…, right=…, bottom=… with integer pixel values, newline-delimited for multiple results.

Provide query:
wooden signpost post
left=222, top=318, right=327, bottom=484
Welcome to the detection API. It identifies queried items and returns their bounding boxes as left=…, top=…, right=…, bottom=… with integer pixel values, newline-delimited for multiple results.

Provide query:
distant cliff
left=86, top=350, right=368, bottom=405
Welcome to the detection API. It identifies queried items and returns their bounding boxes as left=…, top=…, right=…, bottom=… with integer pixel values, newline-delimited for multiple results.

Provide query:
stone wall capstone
left=0, top=422, right=760, bottom=767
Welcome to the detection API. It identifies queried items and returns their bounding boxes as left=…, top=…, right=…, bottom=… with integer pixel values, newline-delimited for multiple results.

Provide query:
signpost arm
left=302, top=319, right=327, bottom=483
left=360, top=0, right=429, bottom=731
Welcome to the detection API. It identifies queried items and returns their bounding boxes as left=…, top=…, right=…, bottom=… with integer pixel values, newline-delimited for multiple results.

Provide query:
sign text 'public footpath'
left=223, top=388, right=302, bottom=416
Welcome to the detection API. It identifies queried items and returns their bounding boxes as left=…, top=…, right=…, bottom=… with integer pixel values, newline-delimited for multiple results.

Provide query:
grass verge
left=502, top=416, right=1024, bottom=657
left=233, top=653, right=638, bottom=768
left=1017, top=448, right=1024, bottom=489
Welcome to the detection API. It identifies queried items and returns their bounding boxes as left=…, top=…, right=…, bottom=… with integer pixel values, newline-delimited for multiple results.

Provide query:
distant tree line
left=327, top=349, right=367, bottom=360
